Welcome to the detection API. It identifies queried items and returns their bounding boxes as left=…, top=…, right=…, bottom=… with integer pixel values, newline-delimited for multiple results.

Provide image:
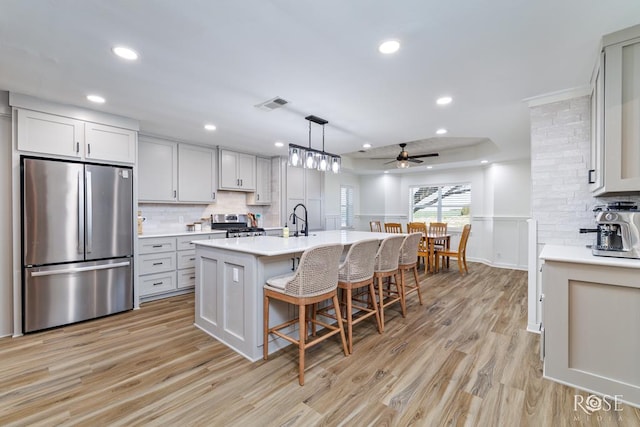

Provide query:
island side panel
left=195, top=243, right=302, bottom=362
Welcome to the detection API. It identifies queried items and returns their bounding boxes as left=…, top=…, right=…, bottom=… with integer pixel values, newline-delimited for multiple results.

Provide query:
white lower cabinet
left=542, top=259, right=640, bottom=407
left=138, top=233, right=225, bottom=300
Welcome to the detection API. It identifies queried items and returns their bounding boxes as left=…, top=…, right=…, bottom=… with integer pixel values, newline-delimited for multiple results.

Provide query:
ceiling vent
left=255, top=96, right=289, bottom=111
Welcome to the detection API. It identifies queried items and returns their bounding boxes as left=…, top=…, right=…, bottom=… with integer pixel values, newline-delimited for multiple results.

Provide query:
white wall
left=0, top=94, right=13, bottom=337
left=349, top=161, right=531, bottom=270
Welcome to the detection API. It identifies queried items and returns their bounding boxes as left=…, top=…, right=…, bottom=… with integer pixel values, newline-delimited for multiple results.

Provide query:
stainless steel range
left=211, top=214, right=266, bottom=238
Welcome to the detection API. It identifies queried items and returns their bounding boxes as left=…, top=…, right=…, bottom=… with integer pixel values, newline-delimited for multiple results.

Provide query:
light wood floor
left=2, top=263, right=639, bottom=426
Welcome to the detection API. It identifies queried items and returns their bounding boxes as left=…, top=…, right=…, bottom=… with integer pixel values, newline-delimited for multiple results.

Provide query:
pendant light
left=288, top=115, right=341, bottom=173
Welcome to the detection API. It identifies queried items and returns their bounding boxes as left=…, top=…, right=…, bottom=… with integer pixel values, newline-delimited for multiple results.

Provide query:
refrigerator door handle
left=30, top=261, right=131, bottom=277
left=86, top=171, right=92, bottom=253
left=78, top=171, right=85, bottom=255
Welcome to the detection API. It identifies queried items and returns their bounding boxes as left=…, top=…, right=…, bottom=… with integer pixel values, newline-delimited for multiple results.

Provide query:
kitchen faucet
left=290, top=203, right=308, bottom=237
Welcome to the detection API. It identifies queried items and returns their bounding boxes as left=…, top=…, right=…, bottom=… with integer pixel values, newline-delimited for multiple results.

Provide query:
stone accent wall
left=530, top=96, right=640, bottom=247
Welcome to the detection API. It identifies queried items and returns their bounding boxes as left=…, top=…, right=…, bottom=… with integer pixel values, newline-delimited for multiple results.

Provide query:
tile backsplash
left=139, top=191, right=270, bottom=234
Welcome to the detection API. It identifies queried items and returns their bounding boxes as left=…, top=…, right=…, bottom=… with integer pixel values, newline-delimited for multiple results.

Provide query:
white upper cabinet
left=16, top=109, right=84, bottom=158
left=588, top=56, right=604, bottom=193
left=247, top=157, right=271, bottom=205
left=594, top=24, right=640, bottom=194
left=85, top=122, right=136, bottom=164
left=218, top=149, right=256, bottom=191
left=138, top=136, right=178, bottom=202
left=178, top=144, right=217, bottom=203
left=16, top=108, right=136, bottom=164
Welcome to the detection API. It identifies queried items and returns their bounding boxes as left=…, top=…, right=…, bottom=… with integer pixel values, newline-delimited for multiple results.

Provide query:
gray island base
left=193, top=230, right=400, bottom=362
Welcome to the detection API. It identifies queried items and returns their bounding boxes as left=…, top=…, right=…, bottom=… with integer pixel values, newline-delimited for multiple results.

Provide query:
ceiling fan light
left=397, top=160, right=410, bottom=169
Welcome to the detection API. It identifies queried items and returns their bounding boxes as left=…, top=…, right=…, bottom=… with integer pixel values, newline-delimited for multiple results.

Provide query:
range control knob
left=605, top=212, right=616, bottom=221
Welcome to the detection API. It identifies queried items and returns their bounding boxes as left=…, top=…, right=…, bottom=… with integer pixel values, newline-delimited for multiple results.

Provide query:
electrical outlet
left=179, top=215, right=184, bottom=223
left=233, top=268, right=239, bottom=282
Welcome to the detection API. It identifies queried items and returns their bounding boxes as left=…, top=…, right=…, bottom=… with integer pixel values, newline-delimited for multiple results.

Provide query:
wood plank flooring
left=1, top=263, right=639, bottom=426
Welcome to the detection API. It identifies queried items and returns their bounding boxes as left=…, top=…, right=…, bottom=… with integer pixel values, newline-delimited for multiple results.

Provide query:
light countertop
left=540, top=244, right=640, bottom=269
left=193, top=230, right=402, bottom=256
left=138, top=226, right=282, bottom=239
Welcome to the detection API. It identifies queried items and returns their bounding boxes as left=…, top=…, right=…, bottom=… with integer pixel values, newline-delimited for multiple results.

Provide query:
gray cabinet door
left=178, top=144, right=216, bottom=202
left=138, top=137, right=177, bottom=201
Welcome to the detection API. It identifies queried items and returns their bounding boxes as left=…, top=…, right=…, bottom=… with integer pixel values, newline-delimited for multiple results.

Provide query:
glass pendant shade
left=397, top=160, right=410, bottom=169
left=331, top=156, right=341, bottom=173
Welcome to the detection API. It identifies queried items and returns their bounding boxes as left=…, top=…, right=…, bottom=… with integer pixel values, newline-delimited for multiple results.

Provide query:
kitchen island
left=540, top=245, right=640, bottom=408
left=193, top=230, right=399, bottom=361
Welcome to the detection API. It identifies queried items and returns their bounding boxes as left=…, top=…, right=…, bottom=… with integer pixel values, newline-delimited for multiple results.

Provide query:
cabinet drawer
left=176, top=234, right=218, bottom=250
left=140, top=271, right=177, bottom=296
left=177, top=268, right=196, bottom=289
left=138, top=237, right=176, bottom=254
left=139, top=252, right=176, bottom=275
left=177, top=249, right=196, bottom=269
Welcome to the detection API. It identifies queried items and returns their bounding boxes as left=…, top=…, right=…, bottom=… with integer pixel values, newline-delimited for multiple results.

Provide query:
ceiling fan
left=380, top=143, right=439, bottom=168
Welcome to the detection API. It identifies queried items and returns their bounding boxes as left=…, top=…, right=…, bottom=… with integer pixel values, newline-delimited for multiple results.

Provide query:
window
left=340, top=185, right=354, bottom=228
left=410, top=184, right=471, bottom=228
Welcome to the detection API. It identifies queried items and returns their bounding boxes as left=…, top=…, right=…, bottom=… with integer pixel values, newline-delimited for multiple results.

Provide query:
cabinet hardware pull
left=152, top=281, right=163, bottom=286
left=588, top=169, right=595, bottom=184
left=152, top=244, right=163, bottom=248
left=189, top=276, right=196, bottom=280
left=212, top=192, right=216, bottom=200
left=76, top=142, right=80, bottom=153
left=152, top=262, right=163, bottom=266
left=87, top=143, right=91, bottom=155
left=291, top=257, right=295, bottom=271
left=240, top=179, right=243, bottom=186
left=257, top=194, right=259, bottom=201
left=173, top=190, right=177, bottom=198
left=189, top=257, right=195, bottom=261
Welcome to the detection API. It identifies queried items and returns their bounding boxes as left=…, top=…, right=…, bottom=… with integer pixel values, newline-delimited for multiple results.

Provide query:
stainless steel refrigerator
left=22, top=157, right=134, bottom=332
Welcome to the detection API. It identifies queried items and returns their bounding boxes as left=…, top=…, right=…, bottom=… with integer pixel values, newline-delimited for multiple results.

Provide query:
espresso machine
left=581, top=201, right=640, bottom=259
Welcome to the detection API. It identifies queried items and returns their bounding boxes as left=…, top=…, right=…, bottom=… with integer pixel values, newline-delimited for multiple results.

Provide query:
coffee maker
left=581, top=202, right=640, bottom=259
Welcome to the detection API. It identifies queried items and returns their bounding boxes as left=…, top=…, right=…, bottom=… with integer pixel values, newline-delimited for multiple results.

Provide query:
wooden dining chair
left=384, top=222, right=403, bottom=233
left=369, top=220, right=382, bottom=232
left=429, top=222, right=449, bottom=270
left=436, top=224, right=471, bottom=275
left=263, top=243, right=348, bottom=385
left=407, top=222, right=429, bottom=271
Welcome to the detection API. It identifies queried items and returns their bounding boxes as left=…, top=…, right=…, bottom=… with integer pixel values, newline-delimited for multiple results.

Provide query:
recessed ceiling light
left=384, top=171, right=389, bottom=174
left=112, top=46, right=138, bottom=60
left=274, top=141, right=284, bottom=148
left=204, top=124, right=217, bottom=131
left=378, top=40, right=400, bottom=54
left=481, top=160, right=489, bottom=164
left=436, top=128, right=448, bottom=135
left=362, top=143, right=372, bottom=149
left=436, top=96, right=452, bottom=105
left=86, top=94, right=105, bottom=104
left=427, top=166, right=433, bottom=169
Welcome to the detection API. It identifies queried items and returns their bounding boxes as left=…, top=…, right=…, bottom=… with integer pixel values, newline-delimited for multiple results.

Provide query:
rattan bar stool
left=398, top=233, right=424, bottom=307
left=317, top=239, right=381, bottom=354
left=373, top=235, right=405, bottom=331
left=263, top=243, right=348, bottom=385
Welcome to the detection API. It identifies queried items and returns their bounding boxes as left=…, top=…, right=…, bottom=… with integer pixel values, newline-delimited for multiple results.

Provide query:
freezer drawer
left=24, top=258, right=133, bottom=333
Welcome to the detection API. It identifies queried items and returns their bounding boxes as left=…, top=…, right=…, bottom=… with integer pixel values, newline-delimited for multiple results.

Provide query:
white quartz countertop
left=540, top=244, right=640, bottom=269
left=193, top=230, right=403, bottom=256
left=137, top=226, right=282, bottom=239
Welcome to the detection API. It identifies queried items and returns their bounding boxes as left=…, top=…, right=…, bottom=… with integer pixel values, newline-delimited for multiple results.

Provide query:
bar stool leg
left=263, top=294, right=269, bottom=360
left=397, top=272, right=406, bottom=317
left=346, top=287, right=353, bottom=354
left=333, top=294, right=349, bottom=356
left=369, top=281, right=382, bottom=333
left=298, top=303, right=306, bottom=386
left=377, top=276, right=385, bottom=332
left=412, top=265, right=423, bottom=305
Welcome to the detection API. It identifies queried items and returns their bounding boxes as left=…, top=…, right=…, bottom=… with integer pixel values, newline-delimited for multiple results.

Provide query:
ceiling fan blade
left=408, top=158, right=423, bottom=163
left=408, top=153, right=439, bottom=159
left=383, top=159, right=396, bottom=164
